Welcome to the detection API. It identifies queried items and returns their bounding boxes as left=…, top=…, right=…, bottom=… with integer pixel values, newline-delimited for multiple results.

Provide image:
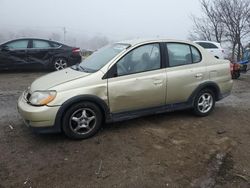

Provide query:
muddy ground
left=0, top=72, right=250, bottom=188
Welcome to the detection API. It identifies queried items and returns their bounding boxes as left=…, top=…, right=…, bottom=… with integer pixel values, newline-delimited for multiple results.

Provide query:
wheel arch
left=54, top=95, right=111, bottom=132
left=188, top=82, right=221, bottom=106
left=52, top=55, right=68, bottom=62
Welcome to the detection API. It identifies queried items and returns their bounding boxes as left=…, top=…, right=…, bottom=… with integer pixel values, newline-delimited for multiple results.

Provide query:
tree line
left=190, top=0, right=250, bottom=61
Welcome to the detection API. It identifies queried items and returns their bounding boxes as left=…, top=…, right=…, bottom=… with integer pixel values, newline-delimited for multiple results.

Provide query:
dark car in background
left=0, top=38, right=81, bottom=71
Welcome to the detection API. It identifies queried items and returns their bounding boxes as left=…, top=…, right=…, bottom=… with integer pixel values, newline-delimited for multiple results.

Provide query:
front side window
left=116, top=43, right=161, bottom=76
left=33, top=40, right=51, bottom=49
left=6, top=40, right=29, bottom=49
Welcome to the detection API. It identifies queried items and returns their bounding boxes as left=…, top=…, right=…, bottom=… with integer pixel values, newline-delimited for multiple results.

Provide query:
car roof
left=0, top=38, right=63, bottom=45
left=116, top=38, right=195, bottom=47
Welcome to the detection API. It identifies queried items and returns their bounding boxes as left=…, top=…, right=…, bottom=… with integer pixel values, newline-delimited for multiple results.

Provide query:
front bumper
left=17, top=95, right=61, bottom=133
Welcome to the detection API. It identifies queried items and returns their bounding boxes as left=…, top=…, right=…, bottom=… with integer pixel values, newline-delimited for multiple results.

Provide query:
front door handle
left=153, top=80, right=163, bottom=85
left=195, top=73, right=203, bottom=78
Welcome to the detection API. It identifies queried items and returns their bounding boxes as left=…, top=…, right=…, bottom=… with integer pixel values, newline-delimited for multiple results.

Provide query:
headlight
left=29, top=91, right=57, bottom=106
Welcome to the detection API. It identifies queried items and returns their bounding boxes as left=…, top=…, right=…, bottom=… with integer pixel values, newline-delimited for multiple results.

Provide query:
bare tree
left=190, top=0, right=250, bottom=61
left=189, top=0, right=225, bottom=43
left=189, top=16, right=213, bottom=41
left=215, top=0, right=250, bottom=60
left=200, top=0, right=224, bottom=43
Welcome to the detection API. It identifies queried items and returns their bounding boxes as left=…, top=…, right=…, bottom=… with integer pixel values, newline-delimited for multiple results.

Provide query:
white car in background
left=194, top=41, right=225, bottom=59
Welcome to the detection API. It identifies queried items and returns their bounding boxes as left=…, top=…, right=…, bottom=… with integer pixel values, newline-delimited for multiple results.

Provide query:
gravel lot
left=0, top=72, right=250, bottom=188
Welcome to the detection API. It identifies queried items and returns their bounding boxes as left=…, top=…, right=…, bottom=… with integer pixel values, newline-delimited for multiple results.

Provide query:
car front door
left=107, top=43, right=167, bottom=113
left=165, top=43, right=206, bottom=104
left=0, top=39, right=29, bottom=70
left=27, top=39, right=53, bottom=69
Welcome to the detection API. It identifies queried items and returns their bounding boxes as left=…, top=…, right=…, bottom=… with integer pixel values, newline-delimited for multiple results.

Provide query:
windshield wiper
left=71, top=64, right=79, bottom=71
left=79, top=65, right=90, bottom=73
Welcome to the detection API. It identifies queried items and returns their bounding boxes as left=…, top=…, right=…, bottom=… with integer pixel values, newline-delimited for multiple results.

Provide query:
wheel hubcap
left=69, top=108, right=96, bottom=135
left=197, top=93, right=213, bottom=113
left=54, top=59, right=67, bottom=70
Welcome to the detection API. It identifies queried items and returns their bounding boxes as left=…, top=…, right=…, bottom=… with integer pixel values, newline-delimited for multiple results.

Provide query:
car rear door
left=27, top=39, right=53, bottom=69
left=165, top=43, right=206, bottom=104
left=107, top=43, right=167, bottom=113
left=0, top=39, right=29, bottom=70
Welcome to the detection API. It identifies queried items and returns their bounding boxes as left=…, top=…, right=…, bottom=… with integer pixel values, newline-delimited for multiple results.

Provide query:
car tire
left=193, top=89, right=215, bottom=117
left=62, top=102, right=103, bottom=139
left=53, top=57, right=68, bottom=71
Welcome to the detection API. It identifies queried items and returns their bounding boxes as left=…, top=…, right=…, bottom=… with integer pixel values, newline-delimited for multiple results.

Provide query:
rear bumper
left=217, top=79, right=233, bottom=101
left=68, top=55, right=82, bottom=66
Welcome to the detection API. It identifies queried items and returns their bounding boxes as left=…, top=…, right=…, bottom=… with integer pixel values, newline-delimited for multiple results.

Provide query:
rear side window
left=51, top=42, right=61, bottom=48
left=6, top=40, right=29, bottom=49
left=191, top=46, right=202, bottom=63
left=166, top=43, right=192, bottom=67
left=197, top=42, right=218, bottom=49
left=166, top=43, right=202, bottom=67
left=33, top=40, right=51, bottom=49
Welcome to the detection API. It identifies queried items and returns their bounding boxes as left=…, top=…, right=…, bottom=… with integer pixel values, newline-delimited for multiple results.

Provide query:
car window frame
left=164, top=42, right=202, bottom=68
left=103, top=42, right=166, bottom=79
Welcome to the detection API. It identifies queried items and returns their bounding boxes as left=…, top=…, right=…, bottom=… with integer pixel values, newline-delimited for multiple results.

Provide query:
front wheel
left=53, top=57, right=68, bottom=71
left=62, top=102, right=103, bottom=139
left=193, top=89, right=215, bottom=117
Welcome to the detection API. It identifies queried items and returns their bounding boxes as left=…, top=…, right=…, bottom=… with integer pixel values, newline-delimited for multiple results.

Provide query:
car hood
left=30, top=68, right=90, bottom=91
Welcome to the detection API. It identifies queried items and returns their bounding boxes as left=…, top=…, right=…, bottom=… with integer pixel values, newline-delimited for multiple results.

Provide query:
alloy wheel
left=197, top=93, right=213, bottom=113
left=54, top=58, right=67, bottom=70
left=69, top=108, right=97, bottom=135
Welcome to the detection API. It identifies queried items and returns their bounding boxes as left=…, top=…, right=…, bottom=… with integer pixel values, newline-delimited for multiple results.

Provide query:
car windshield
left=77, top=43, right=130, bottom=72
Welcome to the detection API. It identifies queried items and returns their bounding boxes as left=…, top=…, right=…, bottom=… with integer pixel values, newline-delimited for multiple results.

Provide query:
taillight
left=230, top=63, right=233, bottom=71
left=72, top=48, right=80, bottom=54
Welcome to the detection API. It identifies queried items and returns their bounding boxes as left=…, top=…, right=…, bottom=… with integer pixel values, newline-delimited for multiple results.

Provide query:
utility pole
left=63, top=27, right=66, bottom=43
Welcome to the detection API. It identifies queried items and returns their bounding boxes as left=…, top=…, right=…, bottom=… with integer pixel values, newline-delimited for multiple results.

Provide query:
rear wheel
left=62, top=102, right=103, bottom=139
left=53, top=57, right=68, bottom=71
left=193, top=89, right=215, bottom=117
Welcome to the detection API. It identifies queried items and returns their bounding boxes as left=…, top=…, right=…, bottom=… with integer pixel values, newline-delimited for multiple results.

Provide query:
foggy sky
left=0, top=0, right=202, bottom=38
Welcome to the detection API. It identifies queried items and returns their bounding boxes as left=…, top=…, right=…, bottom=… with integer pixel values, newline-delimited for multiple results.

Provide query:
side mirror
left=1, top=45, right=10, bottom=51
